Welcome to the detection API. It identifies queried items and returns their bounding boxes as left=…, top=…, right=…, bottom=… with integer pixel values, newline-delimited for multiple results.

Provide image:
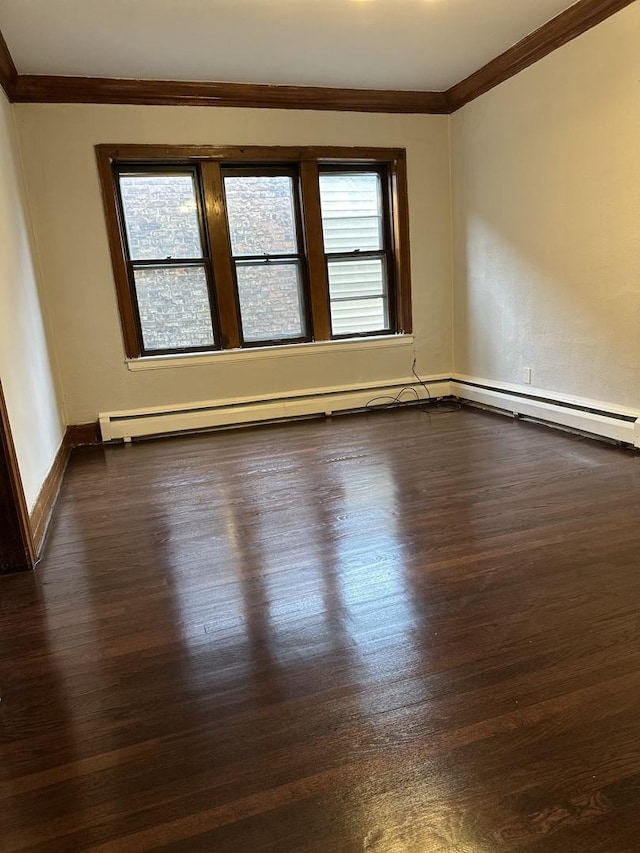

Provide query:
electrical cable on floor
left=365, top=386, right=422, bottom=410
left=365, top=359, right=462, bottom=414
left=411, top=359, right=462, bottom=414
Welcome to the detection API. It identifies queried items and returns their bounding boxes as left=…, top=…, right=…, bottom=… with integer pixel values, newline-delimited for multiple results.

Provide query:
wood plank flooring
left=2, top=407, right=640, bottom=851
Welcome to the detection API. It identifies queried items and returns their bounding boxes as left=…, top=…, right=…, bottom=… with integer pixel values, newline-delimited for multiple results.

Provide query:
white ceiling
left=0, top=0, right=579, bottom=92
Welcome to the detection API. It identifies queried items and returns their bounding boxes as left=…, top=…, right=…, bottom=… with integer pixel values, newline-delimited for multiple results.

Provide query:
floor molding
left=29, top=434, right=71, bottom=557
left=29, top=422, right=102, bottom=557
left=67, top=421, right=102, bottom=446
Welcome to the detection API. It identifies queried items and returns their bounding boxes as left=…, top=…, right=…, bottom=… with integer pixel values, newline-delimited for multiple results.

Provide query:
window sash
left=223, top=167, right=301, bottom=259
left=326, top=253, right=392, bottom=338
left=131, top=262, right=218, bottom=355
left=221, top=165, right=312, bottom=347
left=115, top=165, right=210, bottom=264
left=319, top=165, right=396, bottom=338
left=114, top=164, right=221, bottom=356
left=234, top=258, right=310, bottom=346
left=319, top=169, right=385, bottom=256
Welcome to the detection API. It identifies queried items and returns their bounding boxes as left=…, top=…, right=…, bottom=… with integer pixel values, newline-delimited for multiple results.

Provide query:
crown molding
left=13, top=75, right=450, bottom=114
left=0, top=28, right=17, bottom=100
left=447, top=0, right=637, bottom=110
left=0, top=0, right=636, bottom=113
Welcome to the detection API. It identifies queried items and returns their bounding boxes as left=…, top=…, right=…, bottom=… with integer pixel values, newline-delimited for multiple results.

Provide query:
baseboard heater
left=99, top=377, right=452, bottom=441
left=451, top=379, right=640, bottom=448
left=98, top=376, right=640, bottom=448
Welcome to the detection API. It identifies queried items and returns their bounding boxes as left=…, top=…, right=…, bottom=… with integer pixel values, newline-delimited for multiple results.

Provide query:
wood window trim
left=96, top=145, right=412, bottom=359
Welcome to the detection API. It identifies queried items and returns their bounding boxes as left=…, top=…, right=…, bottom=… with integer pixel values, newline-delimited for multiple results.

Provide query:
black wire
left=365, top=386, right=421, bottom=411
left=411, top=359, right=432, bottom=403
left=411, top=359, right=462, bottom=413
left=365, top=359, right=462, bottom=414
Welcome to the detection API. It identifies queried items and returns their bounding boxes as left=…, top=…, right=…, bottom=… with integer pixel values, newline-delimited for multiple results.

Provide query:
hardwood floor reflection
left=2, top=407, right=640, bottom=851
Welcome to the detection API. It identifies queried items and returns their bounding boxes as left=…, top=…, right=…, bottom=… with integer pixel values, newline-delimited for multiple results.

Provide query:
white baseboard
left=452, top=375, right=640, bottom=448
left=98, top=371, right=640, bottom=449
left=99, top=376, right=452, bottom=441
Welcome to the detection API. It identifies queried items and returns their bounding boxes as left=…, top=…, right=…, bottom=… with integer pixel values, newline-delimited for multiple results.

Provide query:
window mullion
left=300, top=161, right=331, bottom=341
left=200, top=161, right=241, bottom=350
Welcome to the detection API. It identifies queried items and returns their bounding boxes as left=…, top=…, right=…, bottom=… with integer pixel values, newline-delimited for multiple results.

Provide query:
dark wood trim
left=67, top=422, right=102, bottom=446
left=0, top=381, right=35, bottom=571
left=2, top=3, right=636, bottom=113
left=96, top=145, right=407, bottom=164
left=447, top=0, right=637, bottom=111
left=29, top=434, right=71, bottom=556
left=29, top=423, right=101, bottom=556
left=0, top=29, right=18, bottom=102
left=390, top=153, right=412, bottom=334
left=200, top=162, right=241, bottom=350
left=95, top=147, right=141, bottom=357
left=299, top=161, right=331, bottom=341
left=14, top=75, right=450, bottom=114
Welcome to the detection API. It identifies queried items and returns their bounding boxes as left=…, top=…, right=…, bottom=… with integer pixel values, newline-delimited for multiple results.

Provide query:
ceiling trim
left=1, top=0, right=636, bottom=113
left=0, top=28, right=17, bottom=100
left=12, top=75, right=450, bottom=114
left=447, top=0, right=637, bottom=110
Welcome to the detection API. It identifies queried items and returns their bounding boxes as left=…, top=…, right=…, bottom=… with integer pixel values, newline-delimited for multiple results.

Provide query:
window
left=319, top=169, right=393, bottom=336
left=98, top=146, right=411, bottom=358
left=223, top=168, right=308, bottom=344
left=117, top=168, right=216, bottom=353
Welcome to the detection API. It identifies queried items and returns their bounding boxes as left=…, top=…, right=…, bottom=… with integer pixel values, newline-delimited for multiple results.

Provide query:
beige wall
left=452, top=2, right=640, bottom=409
left=0, top=91, right=64, bottom=509
left=14, top=105, right=453, bottom=424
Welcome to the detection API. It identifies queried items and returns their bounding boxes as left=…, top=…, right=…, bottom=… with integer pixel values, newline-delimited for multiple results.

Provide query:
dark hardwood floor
left=2, top=407, right=640, bottom=852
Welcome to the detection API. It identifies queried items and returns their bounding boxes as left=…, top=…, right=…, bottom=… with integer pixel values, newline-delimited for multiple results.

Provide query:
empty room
left=1, top=1, right=640, bottom=850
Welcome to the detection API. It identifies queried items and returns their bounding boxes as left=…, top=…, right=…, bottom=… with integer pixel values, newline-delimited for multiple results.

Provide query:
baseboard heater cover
left=451, top=380, right=640, bottom=448
left=99, top=378, right=452, bottom=441
left=98, top=376, right=640, bottom=448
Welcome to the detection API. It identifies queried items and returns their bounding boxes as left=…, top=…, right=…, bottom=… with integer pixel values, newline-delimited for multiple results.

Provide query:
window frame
left=319, top=163, right=396, bottom=339
left=113, top=163, right=221, bottom=356
left=221, top=164, right=313, bottom=348
left=96, top=145, right=412, bottom=359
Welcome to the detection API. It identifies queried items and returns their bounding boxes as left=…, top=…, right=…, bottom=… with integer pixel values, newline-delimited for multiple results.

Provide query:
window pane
left=319, top=172, right=383, bottom=253
left=330, top=299, right=387, bottom=336
left=224, top=175, right=297, bottom=256
left=327, top=258, right=386, bottom=299
left=236, top=262, right=305, bottom=342
left=327, top=258, right=389, bottom=335
left=119, top=173, right=203, bottom=261
left=134, top=266, right=215, bottom=351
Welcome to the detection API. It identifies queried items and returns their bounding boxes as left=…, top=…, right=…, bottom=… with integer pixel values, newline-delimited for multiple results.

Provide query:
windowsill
left=126, top=334, right=414, bottom=372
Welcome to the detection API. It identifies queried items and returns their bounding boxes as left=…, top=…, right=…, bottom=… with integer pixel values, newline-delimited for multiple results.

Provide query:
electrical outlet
left=523, top=368, right=532, bottom=385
